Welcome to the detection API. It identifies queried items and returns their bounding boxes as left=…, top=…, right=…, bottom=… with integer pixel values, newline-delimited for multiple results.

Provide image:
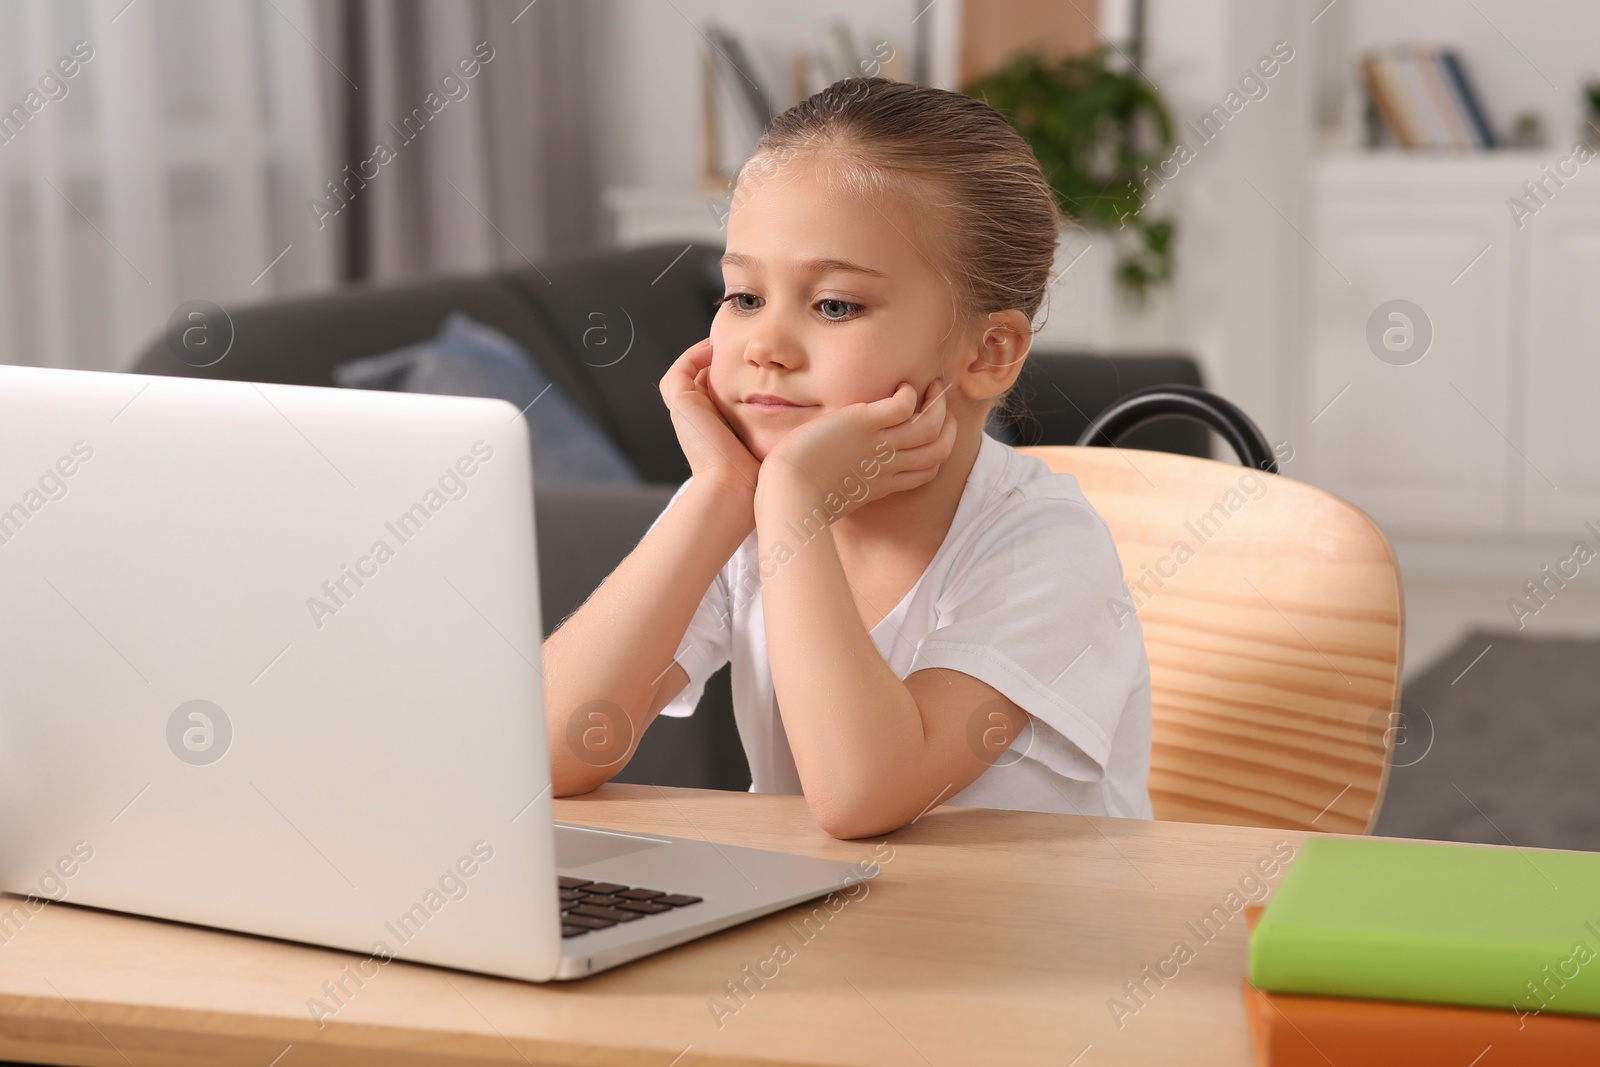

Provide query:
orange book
left=1243, top=907, right=1600, bottom=1065
left=1361, top=54, right=1416, bottom=148
left=1363, top=52, right=1427, bottom=149
left=1241, top=980, right=1600, bottom=1066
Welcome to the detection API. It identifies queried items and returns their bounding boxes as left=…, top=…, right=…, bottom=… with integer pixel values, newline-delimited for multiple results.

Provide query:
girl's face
left=709, top=160, right=971, bottom=462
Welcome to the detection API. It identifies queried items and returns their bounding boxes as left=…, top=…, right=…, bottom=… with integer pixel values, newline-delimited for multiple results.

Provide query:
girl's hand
left=757, top=378, right=958, bottom=521
left=659, top=338, right=761, bottom=498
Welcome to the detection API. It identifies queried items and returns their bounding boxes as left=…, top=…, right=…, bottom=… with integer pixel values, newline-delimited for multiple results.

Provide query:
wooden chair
left=1018, top=388, right=1405, bottom=834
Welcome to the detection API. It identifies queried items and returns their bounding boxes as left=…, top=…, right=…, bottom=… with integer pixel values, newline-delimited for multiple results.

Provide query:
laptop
left=0, top=363, right=875, bottom=981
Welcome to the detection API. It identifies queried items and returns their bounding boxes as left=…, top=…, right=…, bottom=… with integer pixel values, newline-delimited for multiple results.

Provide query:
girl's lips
left=742, top=394, right=814, bottom=411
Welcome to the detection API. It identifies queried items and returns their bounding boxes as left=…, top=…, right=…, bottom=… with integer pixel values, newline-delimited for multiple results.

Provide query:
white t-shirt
left=649, top=432, right=1153, bottom=820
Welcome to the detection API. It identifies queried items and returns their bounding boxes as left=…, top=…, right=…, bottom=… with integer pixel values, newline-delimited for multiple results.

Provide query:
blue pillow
left=333, top=313, right=641, bottom=486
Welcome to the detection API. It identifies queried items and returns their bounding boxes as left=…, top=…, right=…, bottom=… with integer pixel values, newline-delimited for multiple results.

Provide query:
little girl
left=544, top=77, right=1152, bottom=839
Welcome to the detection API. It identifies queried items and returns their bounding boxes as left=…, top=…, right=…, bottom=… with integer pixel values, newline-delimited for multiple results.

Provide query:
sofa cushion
left=333, top=313, right=641, bottom=486
left=497, top=243, right=725, bottom=484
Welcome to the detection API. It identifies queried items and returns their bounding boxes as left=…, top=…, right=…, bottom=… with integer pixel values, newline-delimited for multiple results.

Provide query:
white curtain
left=0, top=0, right=334, bottom=372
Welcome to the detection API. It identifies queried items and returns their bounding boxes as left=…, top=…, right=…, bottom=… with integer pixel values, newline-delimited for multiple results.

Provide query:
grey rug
left=1373, top=630, right=1600, bottom=853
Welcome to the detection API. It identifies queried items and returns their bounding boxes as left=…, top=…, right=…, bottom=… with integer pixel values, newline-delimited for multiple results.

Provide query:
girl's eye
left=714, top=292, right=762, bottom=313
left=817, top=298, right=862, bottom=322
left=712, top=292, right=862, bottom=322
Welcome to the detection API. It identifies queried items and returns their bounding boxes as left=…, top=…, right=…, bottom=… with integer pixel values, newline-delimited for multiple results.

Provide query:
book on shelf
left=1360, top=44, right=1495, bottom=150
left=1438, top=50, right=1496, bottom=148
left=1414, top=45, right=1474, bottom=150
left=1360, top=54, right=1415, bottom=148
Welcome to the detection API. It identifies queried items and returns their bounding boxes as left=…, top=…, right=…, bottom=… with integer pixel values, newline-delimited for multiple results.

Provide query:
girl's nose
left=742, top=327, right=802, bottom=371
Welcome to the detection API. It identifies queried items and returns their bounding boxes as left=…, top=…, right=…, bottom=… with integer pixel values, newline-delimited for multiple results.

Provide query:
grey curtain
left=312, top=0, right=598, bottom=284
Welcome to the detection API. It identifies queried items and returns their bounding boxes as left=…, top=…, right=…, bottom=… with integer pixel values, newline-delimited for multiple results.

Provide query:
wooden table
left=0, top=785, right=1313, bottom=1066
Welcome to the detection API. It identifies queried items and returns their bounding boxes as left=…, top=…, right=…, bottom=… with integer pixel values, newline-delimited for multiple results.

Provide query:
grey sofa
left=129, top=241, right=1206, bottom=792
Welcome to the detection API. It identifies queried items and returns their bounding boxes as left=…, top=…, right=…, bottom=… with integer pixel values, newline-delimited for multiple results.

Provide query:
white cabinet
left=1523, top=199, right=1600, bottom=528
left=1300, top=154, right=1600, bottom=554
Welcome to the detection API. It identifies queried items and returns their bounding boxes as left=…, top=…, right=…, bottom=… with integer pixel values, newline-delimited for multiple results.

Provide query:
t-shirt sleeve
left=642, top=477, right=733, bottom=720
left=911, top=491, right=1147, bottom=782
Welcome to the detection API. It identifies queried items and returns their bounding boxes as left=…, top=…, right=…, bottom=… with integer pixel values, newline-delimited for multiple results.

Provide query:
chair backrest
left=1018, top=446, right=1405, bottom=833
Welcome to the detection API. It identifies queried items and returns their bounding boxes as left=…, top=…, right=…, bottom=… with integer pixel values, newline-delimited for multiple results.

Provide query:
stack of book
left=1360, top=45, right=1495, bottom=150
left=1244, top=836, right=1600, bottom=1065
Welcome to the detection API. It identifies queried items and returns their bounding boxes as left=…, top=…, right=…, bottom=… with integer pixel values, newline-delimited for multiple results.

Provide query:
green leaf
left=965, top=48, right=1178, bottom=300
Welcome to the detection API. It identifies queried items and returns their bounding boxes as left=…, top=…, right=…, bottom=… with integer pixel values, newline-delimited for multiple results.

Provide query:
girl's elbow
left=808, top=792, right=908, bottom=840
left=818, top=812, right=907, bottom=840
left=549, top=757, right=608, bottom=798
left=551, top=775, right=595, bottom=799
left=820, top=818, right=882, bottom=841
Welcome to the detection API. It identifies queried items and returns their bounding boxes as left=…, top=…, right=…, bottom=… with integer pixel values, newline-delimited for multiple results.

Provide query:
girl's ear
left=960, top=310, right=1031, bottom=402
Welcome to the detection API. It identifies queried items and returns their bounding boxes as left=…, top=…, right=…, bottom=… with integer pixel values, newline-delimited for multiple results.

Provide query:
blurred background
left=2, top=0, right=1597, bottom=847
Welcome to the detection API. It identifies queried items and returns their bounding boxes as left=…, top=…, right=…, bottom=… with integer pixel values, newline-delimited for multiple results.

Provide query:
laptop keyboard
left=558, top=876, right=703, bottom=938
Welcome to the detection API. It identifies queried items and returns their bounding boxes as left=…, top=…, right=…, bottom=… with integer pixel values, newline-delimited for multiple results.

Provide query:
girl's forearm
left=543, top=480, right=752, bottom=794
left=755, top=485, right=933, bottom=837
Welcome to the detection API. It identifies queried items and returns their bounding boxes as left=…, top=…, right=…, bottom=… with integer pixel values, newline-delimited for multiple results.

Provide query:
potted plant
left=965, top=47, right=1177, bottom=302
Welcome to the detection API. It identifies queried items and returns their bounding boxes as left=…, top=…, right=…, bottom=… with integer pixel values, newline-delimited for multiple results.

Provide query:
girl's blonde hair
left=735, top=77, right=1062, bottom=336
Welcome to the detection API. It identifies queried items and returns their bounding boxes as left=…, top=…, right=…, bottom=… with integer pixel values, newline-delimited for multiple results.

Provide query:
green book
left=1249, top=835, right=1600, bottom=1017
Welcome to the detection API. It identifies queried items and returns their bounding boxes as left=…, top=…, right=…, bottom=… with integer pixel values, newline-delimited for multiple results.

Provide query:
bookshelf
left=1307, top=0, right=1589, bottom=157
left=601, top=187, right=726, bottom=249
left=1309, top=149, right=1556, bottom=187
